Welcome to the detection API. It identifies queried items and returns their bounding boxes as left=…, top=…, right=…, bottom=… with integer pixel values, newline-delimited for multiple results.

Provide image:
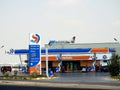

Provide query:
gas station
left=5, top=33, right=117, bottom=77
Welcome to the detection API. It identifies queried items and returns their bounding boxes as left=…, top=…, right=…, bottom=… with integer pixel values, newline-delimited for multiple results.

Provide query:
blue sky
left=0, top=0, right=120, bottom=50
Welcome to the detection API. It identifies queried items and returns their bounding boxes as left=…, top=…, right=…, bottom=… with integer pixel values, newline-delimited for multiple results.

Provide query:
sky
left=0, top=0, right=120, bottom=64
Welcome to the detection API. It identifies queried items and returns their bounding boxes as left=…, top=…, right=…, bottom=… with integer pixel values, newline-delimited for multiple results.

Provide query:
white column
left=46, top=47, right=49, bottom=77
left=19, top=54, right=22, bottom=65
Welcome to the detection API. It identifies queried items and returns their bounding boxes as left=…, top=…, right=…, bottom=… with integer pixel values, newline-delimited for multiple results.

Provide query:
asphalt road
left=0, top=85, right=106, bottom=90
left=0, top=80, right=120, bottom=90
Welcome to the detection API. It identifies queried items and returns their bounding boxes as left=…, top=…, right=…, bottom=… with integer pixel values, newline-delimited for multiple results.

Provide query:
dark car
left=1, top=66, right=12, bottom=72
left=101, top=66, right=109, bottom=72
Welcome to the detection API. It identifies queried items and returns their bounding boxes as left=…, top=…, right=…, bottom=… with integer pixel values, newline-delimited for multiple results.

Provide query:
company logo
left=31, top=34, right=40, bottom=44
left=103, top=55, right=107, bottom=59
left=6, top=48, right=14, bottom=55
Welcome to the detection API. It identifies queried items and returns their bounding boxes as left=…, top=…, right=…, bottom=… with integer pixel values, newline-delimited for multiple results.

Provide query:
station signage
left=29, top=33, right=41, bottom=75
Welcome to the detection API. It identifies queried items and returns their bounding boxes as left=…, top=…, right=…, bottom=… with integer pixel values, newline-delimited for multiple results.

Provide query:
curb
left=32, top=76, right=55, bottom=80
left=108, top=77, right=120, bottom=81
left=111, top=78, right=120, bottom=81
left=0, top=76, right=56, bottom=81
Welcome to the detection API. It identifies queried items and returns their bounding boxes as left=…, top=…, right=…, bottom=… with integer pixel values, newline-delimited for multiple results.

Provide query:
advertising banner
left=29, top=33, right=41, bottom=75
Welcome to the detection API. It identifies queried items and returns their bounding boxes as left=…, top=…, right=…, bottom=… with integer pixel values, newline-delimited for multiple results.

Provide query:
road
left=0, top=84, right=107, bottom=90
left=0, top=80, right=119, bottom=90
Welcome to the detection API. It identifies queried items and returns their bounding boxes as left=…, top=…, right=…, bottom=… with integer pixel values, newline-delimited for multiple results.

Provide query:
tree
left=108, top=53, right=120, bottom=76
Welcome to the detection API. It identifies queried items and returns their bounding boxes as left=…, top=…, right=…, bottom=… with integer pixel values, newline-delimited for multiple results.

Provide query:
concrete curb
left=108, top=77, right=120, bottom=81
left=31, top=76, right=55, bottom=80
left=0, top=75, right=56, bottom=80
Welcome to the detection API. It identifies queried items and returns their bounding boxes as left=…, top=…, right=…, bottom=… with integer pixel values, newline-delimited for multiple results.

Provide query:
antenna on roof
left=0, top=45, right=4, bottom=48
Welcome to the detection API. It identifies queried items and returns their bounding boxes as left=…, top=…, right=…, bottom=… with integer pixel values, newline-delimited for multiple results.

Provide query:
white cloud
left=63, top=19, right=82, bottom=28
left=112, top=19, right=120, bottom=28
left=64, top=0, right=79, bottom=6
left=48, top=0, right=80, bottom=8
left=46, top=12, right=82, bottom=29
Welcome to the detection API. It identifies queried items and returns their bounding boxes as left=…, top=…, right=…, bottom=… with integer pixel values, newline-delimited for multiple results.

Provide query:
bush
left=3, top=72, right=9, bottom=77
left=108, top=54, right=120, bottom=76
left=31, top=71, right=37, bottom=78
left=14, top=70, right=18, bottom=76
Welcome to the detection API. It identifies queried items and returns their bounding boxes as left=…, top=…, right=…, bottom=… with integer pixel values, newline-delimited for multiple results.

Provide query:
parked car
left=1, top=66, right=12, bottom=72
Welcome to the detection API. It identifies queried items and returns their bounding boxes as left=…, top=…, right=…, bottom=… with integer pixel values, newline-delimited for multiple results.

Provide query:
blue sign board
left=29, top=45, right=40, bottom=67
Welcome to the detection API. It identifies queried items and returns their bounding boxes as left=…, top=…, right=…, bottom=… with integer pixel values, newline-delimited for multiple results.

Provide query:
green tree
left=108, top=54, right=120, bottom=76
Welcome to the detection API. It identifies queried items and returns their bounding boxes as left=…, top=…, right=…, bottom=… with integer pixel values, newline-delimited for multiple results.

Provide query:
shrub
left=31, top=71, right=37, bottom=78
left=14, top=70, right=18, bottom=76
left=108, top=54, right=120, bottom=76
left=3, top=72, right=9, bottom=77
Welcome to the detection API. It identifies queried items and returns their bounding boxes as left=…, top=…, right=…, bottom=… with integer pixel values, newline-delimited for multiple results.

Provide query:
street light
left=114, top=38, right=118, bottom=42
left=0, top=45, right=4, bottom=49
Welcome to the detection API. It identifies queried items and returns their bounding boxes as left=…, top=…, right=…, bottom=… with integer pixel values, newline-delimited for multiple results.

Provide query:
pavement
left=42, top=72, right=120, bottom=85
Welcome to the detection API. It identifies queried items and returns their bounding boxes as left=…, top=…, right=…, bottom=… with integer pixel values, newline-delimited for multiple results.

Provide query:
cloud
left=63, top=19, right=82, bottom=28
left=112, top=19, right=120, bottom=28
left=46, top=13, right=82, bottom=29
left=48, top=0, right=80, bottom=8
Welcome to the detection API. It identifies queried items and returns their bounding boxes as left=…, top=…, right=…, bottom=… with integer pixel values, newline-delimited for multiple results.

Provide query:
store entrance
left=62, top=61, right=80, bottom=72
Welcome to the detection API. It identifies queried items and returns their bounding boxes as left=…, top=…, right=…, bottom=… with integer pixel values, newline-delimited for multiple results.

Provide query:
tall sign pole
left=29, top=33, right=41, bottom=75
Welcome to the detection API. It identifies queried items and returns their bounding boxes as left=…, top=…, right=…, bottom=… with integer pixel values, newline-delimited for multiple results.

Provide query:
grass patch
left=0, top=76, right=28, bottom=80
left=111, top=75, right=120, bottom=80
left=0, top=71, right=47, bottom=80
left=0, top=75, right=47, bottom=80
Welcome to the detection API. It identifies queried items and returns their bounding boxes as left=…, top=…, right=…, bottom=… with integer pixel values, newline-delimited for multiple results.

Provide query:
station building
left=4, top=41, right=120, bottom=73
left=40, top=42, right=119, bottom=72
left=2, top=34, right=120, bottom=74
